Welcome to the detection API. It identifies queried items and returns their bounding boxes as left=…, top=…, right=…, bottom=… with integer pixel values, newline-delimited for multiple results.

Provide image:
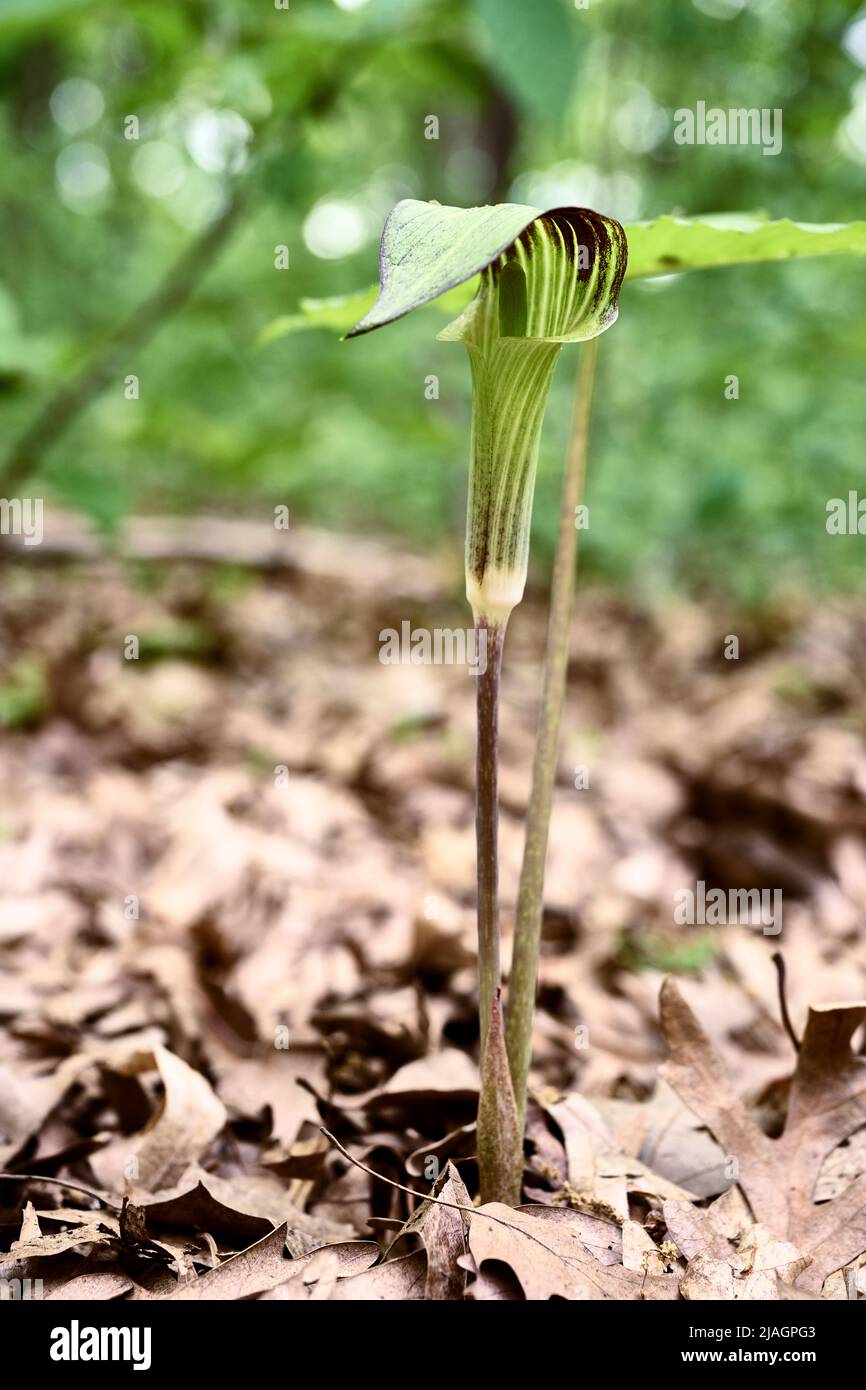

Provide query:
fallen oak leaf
left=468, top=1204, right=679, bottom=1301
left=783, top=1002, right=866, bottom=1278
left=665, top=1198, right=811, bottom=1302
left=43, top=1269, right=133, bottom=1301
left=139, top=1169, right=356, bottom=1255
left=659, top=978, right=866, bottom=1292
left=545, top=1091, right=698, bottom=1221
left=10, top=1219, right=118, bottom=1260
left=313, top=1250, right=427, bottom=1301
left=395, top=1160, right=471, bottom=1300
left=127, top=1046, right=227, bottom=1192
left=138, top=1221, right=379, bottom=1301
left=321, top=1126, right=676, bottom=1298
left=621, top=1220, right=680, bottom=1277
left=518, top=1204, right=623, bottom=1267
left=133, top=1179, right=273, bottom=1245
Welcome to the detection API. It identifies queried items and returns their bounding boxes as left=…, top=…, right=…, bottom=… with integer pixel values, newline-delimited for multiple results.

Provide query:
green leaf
left=471, top=0, right=580, bottom=124
left=348, top=199, right=626, bottom=344
left=254, top=288, right=377, bottom=349
left=265, top=213, right=866, bottom=343
left=625, top=213, right=866, bottom=280
left=345, top=199, right=542, bottom=337
left=0, top=0, right=97, bottom=31
left=0, top=660, right=48, bottom=729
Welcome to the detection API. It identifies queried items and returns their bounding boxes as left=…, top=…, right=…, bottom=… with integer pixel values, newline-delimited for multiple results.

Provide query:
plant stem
left=506, top=338, right=599, bottom=1129
left=475, top=617, right=505, bottom=1054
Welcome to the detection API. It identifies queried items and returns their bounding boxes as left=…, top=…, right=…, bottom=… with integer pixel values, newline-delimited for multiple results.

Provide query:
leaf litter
left=1, top=553, right=866, bottom=1298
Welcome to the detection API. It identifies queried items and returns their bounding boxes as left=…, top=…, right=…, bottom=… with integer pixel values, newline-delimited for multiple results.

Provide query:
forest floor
left=1, top=538, right=865, bottom=1301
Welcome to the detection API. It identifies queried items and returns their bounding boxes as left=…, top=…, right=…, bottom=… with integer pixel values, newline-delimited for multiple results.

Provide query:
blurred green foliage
left=617, top=927, right=720, bottom=976
left=0, top=658, right=48, bottom=728
left=1, top=0, right=864, bottom=605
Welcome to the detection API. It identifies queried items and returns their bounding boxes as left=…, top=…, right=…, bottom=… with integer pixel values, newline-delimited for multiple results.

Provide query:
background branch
left=1, top=193, right=244, bottom=492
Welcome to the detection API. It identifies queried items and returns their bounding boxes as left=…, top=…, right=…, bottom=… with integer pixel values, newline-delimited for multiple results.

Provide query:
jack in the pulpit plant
left=348, top=199, right=627, bottom=1204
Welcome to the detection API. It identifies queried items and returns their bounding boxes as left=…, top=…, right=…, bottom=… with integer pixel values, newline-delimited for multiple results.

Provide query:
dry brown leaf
left=370, top=1049, right=479, bottom=1104
left=136, top=1178, right=272, bottom=1244
left=139, top=1168, right=355, bottom=1255
left=18, top=1200, right=41, bottom=1243
left=43, top=1270, right=133, bottom=1301
left=0, top=1056, right=90, bottom=1165
left=321, top=1250, right=428, bottom=1301
left=399, top=1160, right=470, bottom=1300
left=547, top=1091, right=697, bottom=1220
left=680, top=1248, right=736, bottom=1301
left=598, top=1082, right=731, bottom=1199
left=664, top=1198, right=730, bottom=1263
left=733, top=1223, right=811, bottom=1299
left=666, top=1197, right=811, bottom=1302
left=468, top=1203, right=679, bottom=1300
left=814, top=1127, right=866, bottom=1202
left=10, top=1220, right=117, bottom=1260
left=208, top=1041, right=326, bottom=1149
left=519, top=1206, right=623, bottom=1266
left=660, top=978, right=866, bottom=1292
left=143, top=1223, right=378, bottom=1300
left=131, top=1047, right=227, bottom=1192
left=622, top=1220, right=679, bottom=1276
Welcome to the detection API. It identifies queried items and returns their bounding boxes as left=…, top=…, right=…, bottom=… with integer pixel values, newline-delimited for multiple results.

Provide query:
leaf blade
left=345, top=199, right=542, bottom=337
left=625, top=213, right=866, bottom=280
